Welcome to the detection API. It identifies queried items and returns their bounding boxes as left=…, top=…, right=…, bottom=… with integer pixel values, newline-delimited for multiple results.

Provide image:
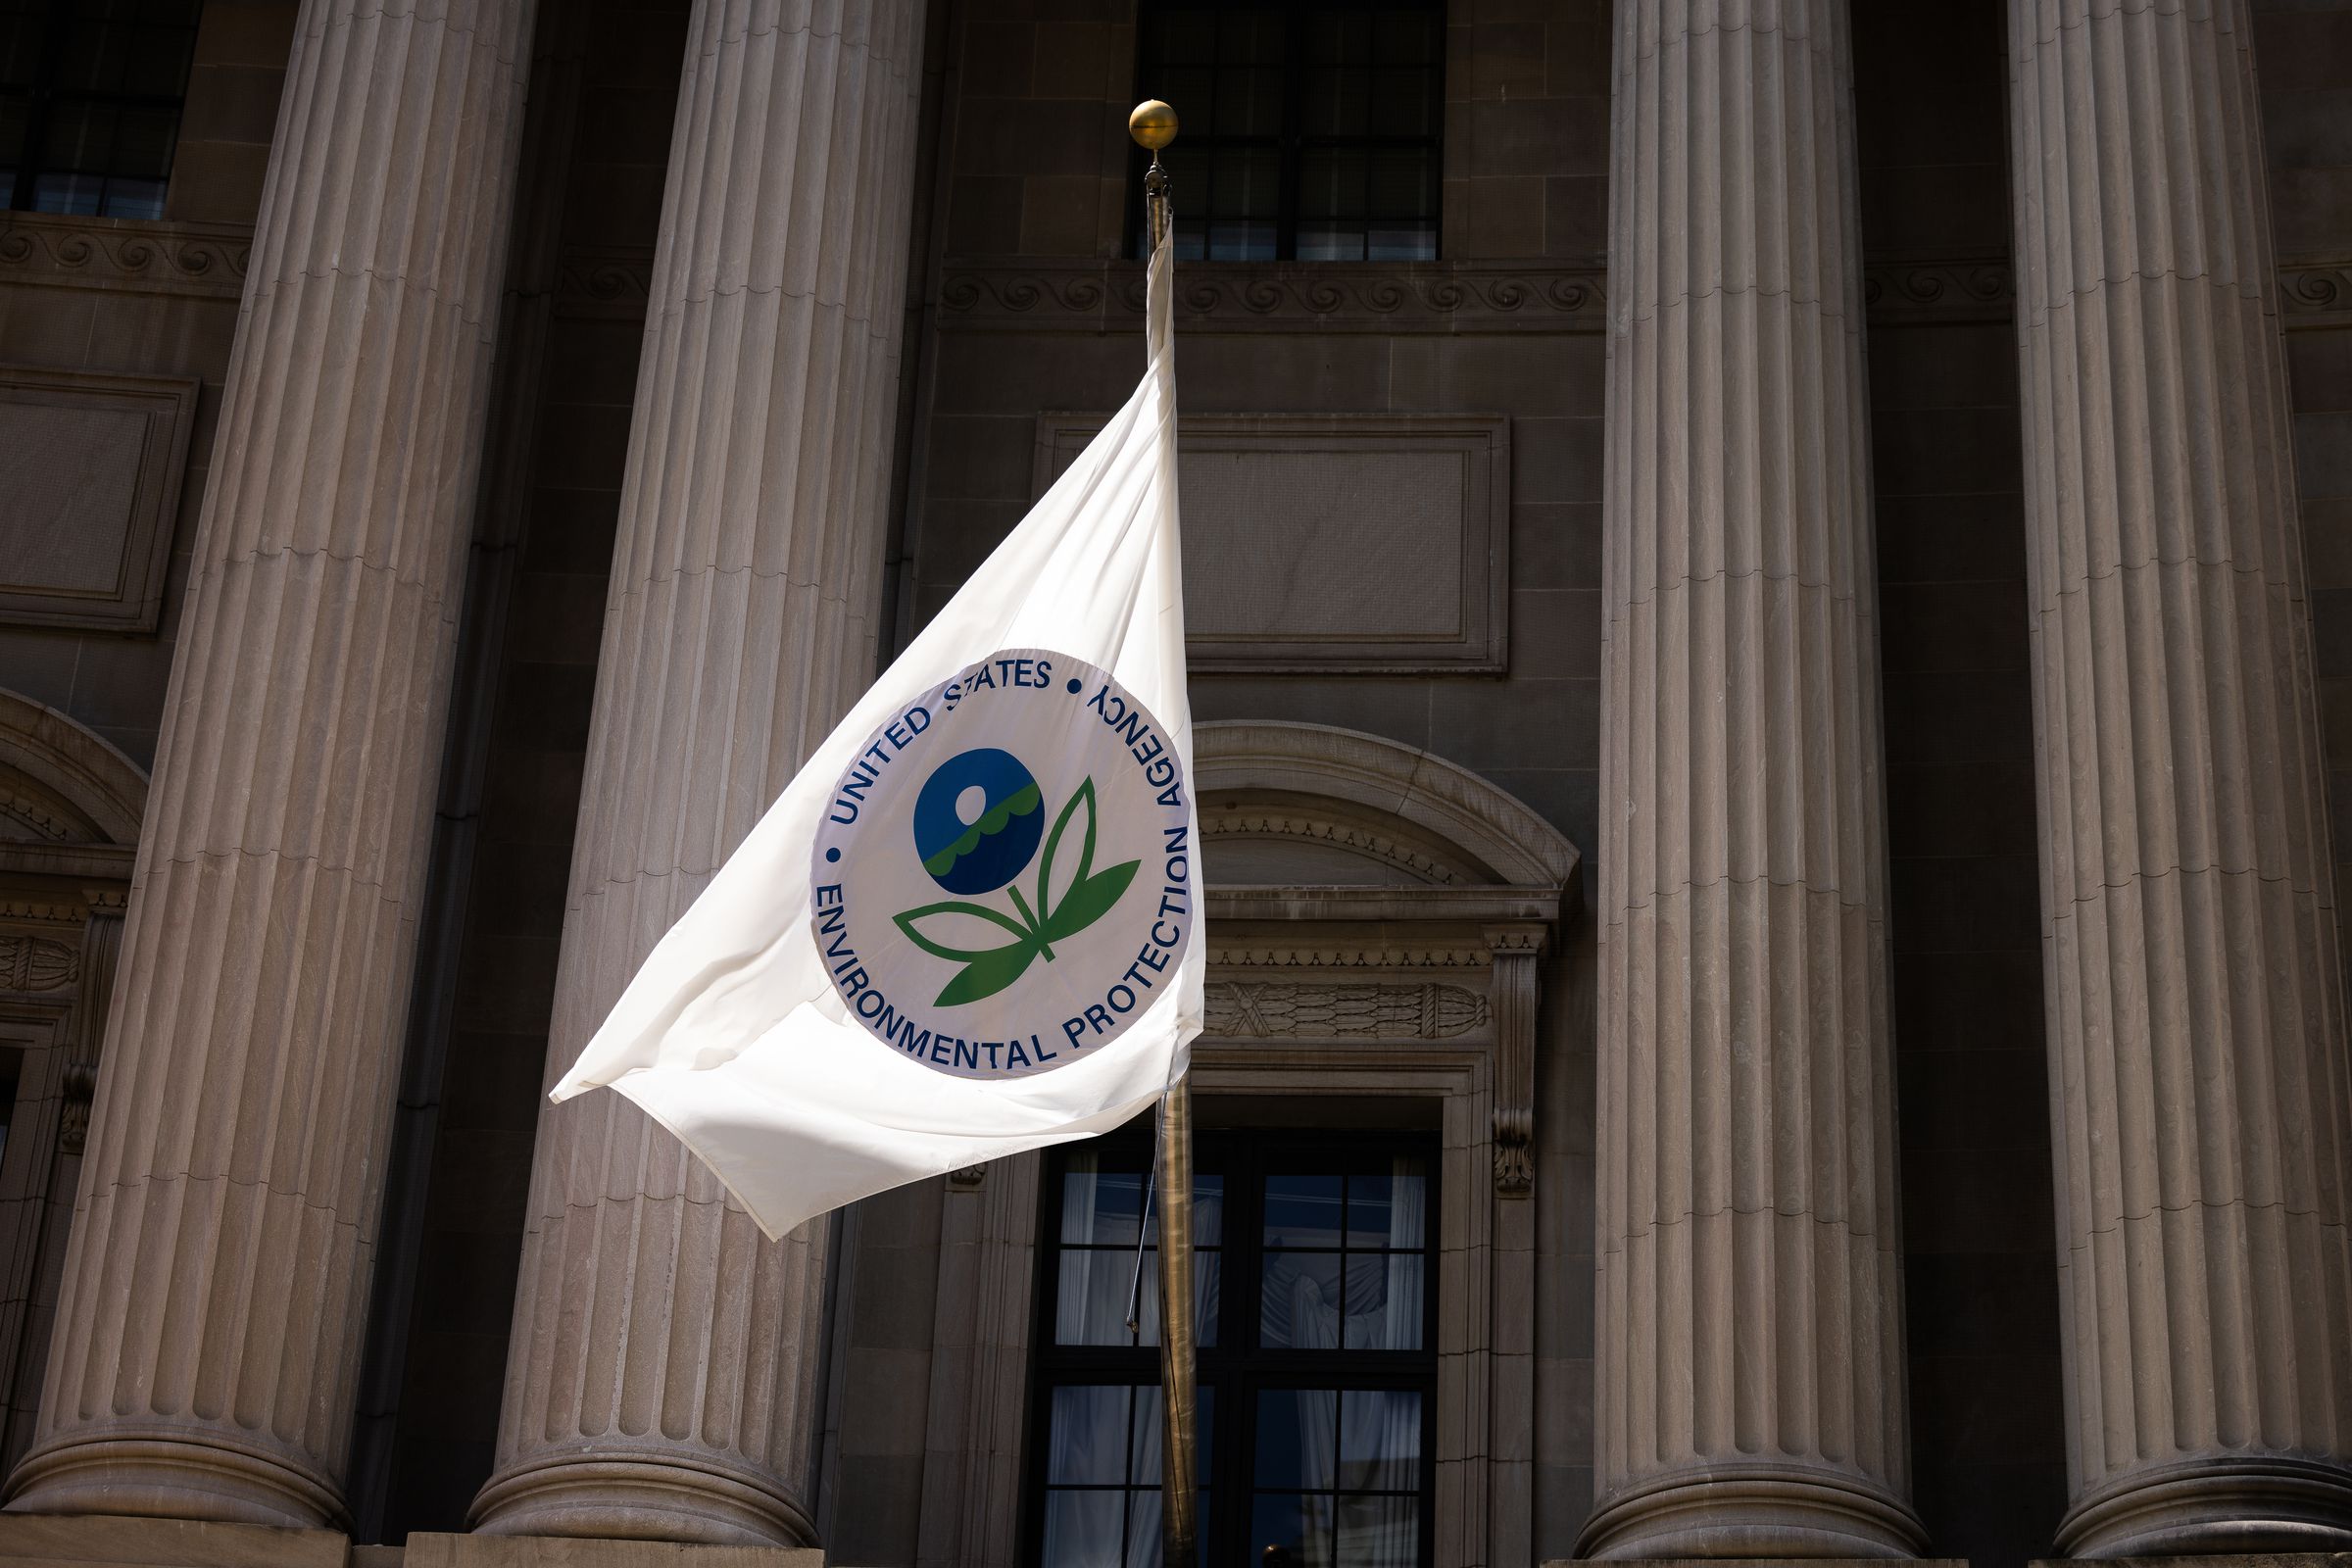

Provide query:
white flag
left=551, top=231, right=1200, bottom=1242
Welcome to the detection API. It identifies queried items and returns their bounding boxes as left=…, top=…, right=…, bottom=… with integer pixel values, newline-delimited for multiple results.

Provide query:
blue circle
left=1065, top=677, right=1082, bottom=694
left=913, top=748, right=1046, bottom=896
left=825, top=847, right=840, bottom=862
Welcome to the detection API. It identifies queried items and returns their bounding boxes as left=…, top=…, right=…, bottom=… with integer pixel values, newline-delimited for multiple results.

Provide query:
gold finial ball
left=1129, top=100, right=1178, bottom=151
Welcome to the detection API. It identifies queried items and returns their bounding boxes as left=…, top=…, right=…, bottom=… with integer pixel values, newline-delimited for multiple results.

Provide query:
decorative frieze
left=940, top=260, right=1605, bottom=334
left=1205, top=944, right=1492, bottom=970
left=1862, top=251, right=2014, bottom=321
left=1204, top=980, right=1487, bottom=1041
left=552, top=246, right=655, bottom=319
left=2280, top=255, right=2352, bottom=328
left=0, top=214, right=250, bottom=298
left=0, top=936, right=73, bottom=995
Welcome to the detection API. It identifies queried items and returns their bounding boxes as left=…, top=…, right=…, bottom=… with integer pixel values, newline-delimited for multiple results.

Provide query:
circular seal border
left=808, top=648, right=1195, bottom=1080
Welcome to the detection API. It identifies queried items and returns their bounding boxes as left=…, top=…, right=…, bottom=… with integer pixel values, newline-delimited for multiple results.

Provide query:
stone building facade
left=1, top=0, right=2351, bottom=1566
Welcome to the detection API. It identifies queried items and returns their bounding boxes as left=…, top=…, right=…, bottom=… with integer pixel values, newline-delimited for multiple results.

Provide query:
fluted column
left=1587, top=1, right=1922, bottom=1556
left=469, top=0, right=925, bottom=1544
left=2008, top=0, right=2352, bottom=1554
left=2, top=0, right=534, bottom=1530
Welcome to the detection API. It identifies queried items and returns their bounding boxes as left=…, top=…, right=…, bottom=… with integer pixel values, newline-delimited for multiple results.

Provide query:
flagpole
left=1127, top=96, right=1197, bottom=1568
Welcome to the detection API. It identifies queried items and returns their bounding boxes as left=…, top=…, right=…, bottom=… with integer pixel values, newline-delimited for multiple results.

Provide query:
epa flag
left=552, top=230, right=1201, bottom=1241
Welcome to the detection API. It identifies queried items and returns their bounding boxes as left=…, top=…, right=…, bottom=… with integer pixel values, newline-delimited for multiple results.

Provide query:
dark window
left=1027, top=1126, right=1438, bottom=1567
left=0, top=0, right=202, bottom=220
left=1134, top=0, right=1443, bottom=263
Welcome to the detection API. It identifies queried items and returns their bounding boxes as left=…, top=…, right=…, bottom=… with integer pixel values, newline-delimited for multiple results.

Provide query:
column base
left=4, top=1430, right=345, bottom=1530
left=1549, top=1560, right=1963, bottom=1568
left=2052, top=1455, right=2352, bottom=1557
left=0, top=1511, right=348, bottom=1568
left=468, top=1454, right=816, bottom=1549
left=1577, top=1463, right=1933, bottom=1559
left=410, top=1533, right=820, bottom=1568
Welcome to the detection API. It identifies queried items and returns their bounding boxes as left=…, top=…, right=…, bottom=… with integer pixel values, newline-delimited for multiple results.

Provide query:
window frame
left=1022, top=1123, right=1443, bottom=1568
left=2, top=0, right=203, bottom=220
left=1127, top=0, right=1446, bottom=263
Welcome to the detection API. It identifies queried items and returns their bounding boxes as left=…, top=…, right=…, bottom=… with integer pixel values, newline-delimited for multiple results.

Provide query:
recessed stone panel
left=1034, top=412, right=1509, bottom=672
left=0, top=366, right=199, bottom=633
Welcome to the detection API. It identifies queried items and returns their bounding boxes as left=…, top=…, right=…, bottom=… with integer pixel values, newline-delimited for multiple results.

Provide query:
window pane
left=97, top=172, right=163, bottom=219
left=1250, top=1493, right=1334, bottom=1568
left=1348, top=1161, right=1426, bottom=1247
left=0, top=88, right=25, bottom=180
left=1130, top=1382, right=1214, bottom=1481
left=1042, top=1488, right=1126, bottom=1567
left=1263, top=1173, right=1342, bottom=1248
left=1260, top=1250, right=1343, bottom=1348
left=1341, top=1253, right=1423, bottom=1351
left=1335, top=1494, right=1417, bottom=1568
left=1048, top=1385, right=1133, bottom=1485
left=1204, top=219, right=1275, bottom=262
left=1145, top=1172, right=1225, bottom=1247
left=1337, top=1390, right=1420, bottom=1490
left=1253, top=1388, right=1337, bottom=1490
left=0, top=10, right=41, bottom=87
left=1366, top=223, right=1436, bottom=263
left=1122, top=1488, right=1214, bottom=1568
left=1062, top=1155, right=1150, bottom=1246
left=111, top=105, right=172, bottom=177
left=1058, top=1245, right=1221, bottom=1348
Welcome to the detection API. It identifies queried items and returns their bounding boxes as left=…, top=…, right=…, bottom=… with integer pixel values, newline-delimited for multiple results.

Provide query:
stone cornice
left=937, top=259, right=1607, bottom=333
left=0, top=214, right=250, bottom=299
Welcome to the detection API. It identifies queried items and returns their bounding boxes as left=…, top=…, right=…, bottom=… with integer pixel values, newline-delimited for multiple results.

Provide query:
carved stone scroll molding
left=1205, top=980, right=1487, bottom=1040
left=552, top=245, right=655, bottom=319
left=1861, top=251, right=2014, bottom=321
left=1486, top=930, right=1544, bottom=1196
left=2281, top=254, right=2352, bottom=329
left=0, top=214, right=250, bottom=298
left=939, top=260, right=1605, bottom=334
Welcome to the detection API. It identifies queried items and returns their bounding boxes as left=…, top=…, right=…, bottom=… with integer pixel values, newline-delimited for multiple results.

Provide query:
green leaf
left=1044, top=858, right=1142, bottom=943
left=934, top=940, right=1045, bottom=1006
left=894, top=900, right=1035, bottom=963
left=1034, top=776, right=1098, bottom=927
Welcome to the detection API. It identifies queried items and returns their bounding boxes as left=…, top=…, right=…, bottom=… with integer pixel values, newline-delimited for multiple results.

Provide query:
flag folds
left=551, top=230, right=1200, bottom=1242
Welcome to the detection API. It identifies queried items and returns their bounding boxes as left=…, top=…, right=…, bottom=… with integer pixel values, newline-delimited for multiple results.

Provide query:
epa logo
left=900, top=749, right=1140, bottom=1006
left=809, top=649, right=1193, bottom=1079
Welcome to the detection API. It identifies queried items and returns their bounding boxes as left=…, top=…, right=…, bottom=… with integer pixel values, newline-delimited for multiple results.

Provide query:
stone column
left=468, top=0, right=926, bottom=1544
left=1, top=0, right=534, bottom=1529
left=1586, top=1, right=1923, bottom=1556
left=2008, top=0, right=2352, bottom=1553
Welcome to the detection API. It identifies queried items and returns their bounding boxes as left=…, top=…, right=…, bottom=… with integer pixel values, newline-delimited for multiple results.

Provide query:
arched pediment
left=0, top=690, right=147, bottom=847
left=1194, top=720, right=1578, bottom=893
